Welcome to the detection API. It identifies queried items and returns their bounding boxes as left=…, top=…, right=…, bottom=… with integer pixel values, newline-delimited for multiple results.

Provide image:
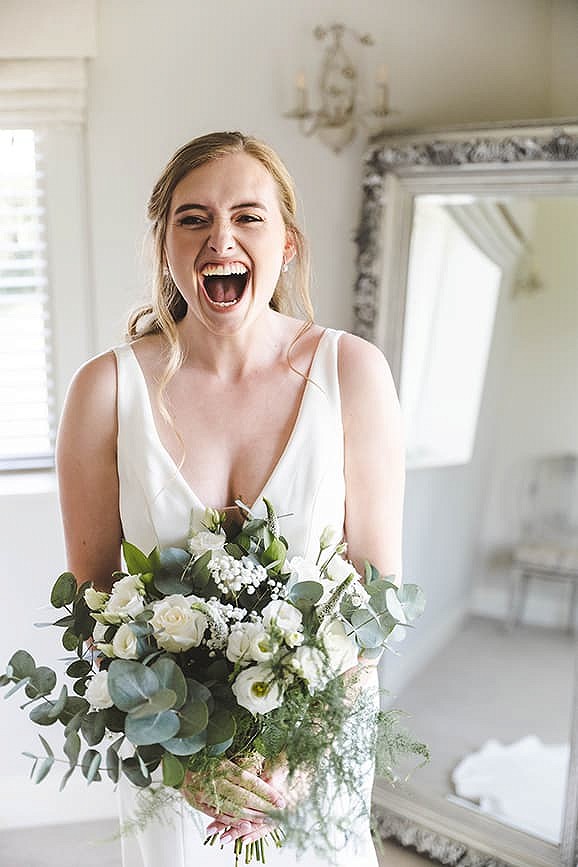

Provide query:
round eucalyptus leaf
left=81, top=749, right=102, bottom=784
left=125, top=709, right=180, bottom=746
left=398, top=584, right=426, bottom=622
left=177, top=698, right=208, bottom=738
left=350, top=609, right=383, bottom=648
left=129, top=688, right=178, bottom=719
left=186, top=678, right=212, bottom=705
left=106, top=744, right=121, bottom=783
left=25, top=666, right=57, bottom=698
left=62, top=629, right=79, bottom=652
left=151, top=657, right=187, bottom=709
left=107, top=660, right=160, bottom=712
left=50, top=572, right=77, bottom=608
left=58, top=696, right=89, bottom=726
left=8, top=650, right=36, bottom=680
left=66, top=660, right=91, bottom=679
left=161, top=730, right=207, bottom=756
left=287, top=581, right=323, bottom=612
left=206, top=708, right=236, bottom=747
left=29, top=703, right=59, bottom=726
left=122, top=755, right=151, bottom=787
left=104, top=706, right=126, bottom=732
left=64, top=730, right=81, bottom=768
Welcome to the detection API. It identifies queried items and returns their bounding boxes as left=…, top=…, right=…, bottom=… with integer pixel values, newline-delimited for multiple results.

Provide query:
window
left=0, top=130, right=54, bottom=470
left=401, top=198, right=503, bottom=469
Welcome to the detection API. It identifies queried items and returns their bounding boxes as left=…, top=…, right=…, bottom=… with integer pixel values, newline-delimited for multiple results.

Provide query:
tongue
left=205, top=276, right=243, bottom=303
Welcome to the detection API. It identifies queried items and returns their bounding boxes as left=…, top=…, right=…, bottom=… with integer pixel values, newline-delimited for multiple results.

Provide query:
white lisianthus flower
left=284, top=630, right=304, bottom=648
left=320, top=525, right=342, bottom=549
left=292, top=645, right=329, bottom=693
left=320, top=619, right=359, bottom=675
left=386, top=588, right=407, bottom=642
left=188, top=529, right=226, bottom=557
left=226, top=622, right=263, bottom=665
left=103, top=575, right=145, bottom=622
left=232, top=664, right=283, bottom=715
left=262, top=599, right=303, bottom=634
left=287, top=556, right=320, bottom=584
left=325, top=555, right=358, bottom=583
left=84, top=587, right=109, bottom=611
left=247, top=628, right=278, bottom=663
left=112, top=623, right=140, bottom=659
left=84, top=670, right=113, bottom=709
left=151, top=594, right=208, bottom=653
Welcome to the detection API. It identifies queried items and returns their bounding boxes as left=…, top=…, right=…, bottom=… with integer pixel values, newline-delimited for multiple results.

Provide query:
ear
left=283, top=229, right=297, bottom=266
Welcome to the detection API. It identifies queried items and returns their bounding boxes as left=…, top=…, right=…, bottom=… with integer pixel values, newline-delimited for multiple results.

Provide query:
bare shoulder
left=337, top=332, right=398, bottom=416
left=63, top=349, right=118, bottom=419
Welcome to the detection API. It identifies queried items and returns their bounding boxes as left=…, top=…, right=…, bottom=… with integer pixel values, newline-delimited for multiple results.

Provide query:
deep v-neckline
left=127, top=329, right=328, bottom=511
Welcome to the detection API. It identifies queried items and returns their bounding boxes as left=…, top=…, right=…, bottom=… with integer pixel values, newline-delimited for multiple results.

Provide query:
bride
left=55, top=131, right=404, bottom=865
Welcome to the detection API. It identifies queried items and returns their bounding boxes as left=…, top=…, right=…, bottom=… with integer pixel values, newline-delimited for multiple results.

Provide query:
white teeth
left=201, top=262, right=248, bottom=277
left=210, top=298, right=239, bottom=307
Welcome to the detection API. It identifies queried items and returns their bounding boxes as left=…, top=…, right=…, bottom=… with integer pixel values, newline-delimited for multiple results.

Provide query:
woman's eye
left=236, top=214, right=262, bottom=223
left=177, top=215, right=207, bottom=226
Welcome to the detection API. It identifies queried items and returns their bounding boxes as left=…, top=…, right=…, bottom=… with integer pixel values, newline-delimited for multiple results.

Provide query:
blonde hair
left=127, top=131, right=314, bottom=418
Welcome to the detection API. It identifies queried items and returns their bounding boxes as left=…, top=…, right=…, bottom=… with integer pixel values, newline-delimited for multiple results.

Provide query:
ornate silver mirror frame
left=354, top=120, right=578, bottom=867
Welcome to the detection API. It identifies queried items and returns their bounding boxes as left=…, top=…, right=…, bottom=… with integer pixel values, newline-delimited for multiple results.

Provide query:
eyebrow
left=173, top=201, right=268, bottom=215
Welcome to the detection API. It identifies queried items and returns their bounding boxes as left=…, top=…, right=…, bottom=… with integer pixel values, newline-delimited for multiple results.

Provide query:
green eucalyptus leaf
left=62, top=629, right=79, bottom=652
left=287, top=581, right=323, bottom=612
left=177, top=698, right=208, bottom=738
left=122, top=755, right=151, bottom=787
left=8, top=650, right=36, bottom=680
left=81, top=711, right=106, bottom=746
left=59, top=765, right=76, bottom=791
left=129, top=688, right=178, bottom=719
left=125, top=709, right=180, bottom=746
left=5, top=677, right=31, bottom=699
left=107, top=660, right=160, bottom=712
left=161, top=730, right=207, bottom=756
left=64, top=709, right=86, bottom=736
left=73, top=679, right=88, bottom=696
left=106, top=744, right=121, bottom=784
left=153, top=546, right=195, bottom=595
left=122, top=540, right=152, bottom=576
left=398, top=584, right=426, bottom=622
left=66, top=660, right=92, bottom=679
left=104, top=705, right=126, bottom=733
left=51, top=573, right=77, bottom=608
left=25, top=667, right=57, bottom=699
left=29, top=702, right=59, bottom=726
left=33, top=755, right=55, bottom=784
left=58, top=696, right=90, bottom=726
left=64, top=730, right=81, bottom=768
left=206, top=708, right=235, bottom=748
left=50, top=685, right=69, bottom=719
left=186, top=679, right=212, bottom=705
left=349, top=609, right=384, bottom=648
left=81, top=749, right=102, bottom=784
left=162, top=752, right=186, bottom=788
left=39, top=735, right=54, bottom=758
left=151, top=658, right=187, bottom=709
left=224, top=543, right=244, bottom=559
left=53, top=614, right=75, bottom=628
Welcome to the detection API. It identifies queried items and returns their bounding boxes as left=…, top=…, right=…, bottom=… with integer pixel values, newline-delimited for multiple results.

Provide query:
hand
left=181, top=759, right=286, bottom=844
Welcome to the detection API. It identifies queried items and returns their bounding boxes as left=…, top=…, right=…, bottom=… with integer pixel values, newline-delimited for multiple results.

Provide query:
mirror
left=355, top=121, right=578, bottom=867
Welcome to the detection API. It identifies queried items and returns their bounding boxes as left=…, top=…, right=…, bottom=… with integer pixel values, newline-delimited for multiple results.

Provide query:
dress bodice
left=113, top=328, right=346, bottom=560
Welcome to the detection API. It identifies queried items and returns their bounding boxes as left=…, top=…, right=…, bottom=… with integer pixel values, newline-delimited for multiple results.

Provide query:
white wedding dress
left=112, top=328, right=379, bottom=866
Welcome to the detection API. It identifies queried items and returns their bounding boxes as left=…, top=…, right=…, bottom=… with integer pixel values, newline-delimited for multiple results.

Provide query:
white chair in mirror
left=508, top=454, right=578, bottom=635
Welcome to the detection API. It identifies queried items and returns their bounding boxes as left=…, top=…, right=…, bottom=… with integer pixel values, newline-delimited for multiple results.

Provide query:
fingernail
left=220, top=834, right=232, bottom=844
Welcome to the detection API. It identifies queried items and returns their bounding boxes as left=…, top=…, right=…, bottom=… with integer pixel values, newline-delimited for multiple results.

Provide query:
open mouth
left=200, top=262, right=249, bottom=308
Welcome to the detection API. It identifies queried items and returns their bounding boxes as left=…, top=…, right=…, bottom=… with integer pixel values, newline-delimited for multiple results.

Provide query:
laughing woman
left=56, top=131, right=404, bottom=865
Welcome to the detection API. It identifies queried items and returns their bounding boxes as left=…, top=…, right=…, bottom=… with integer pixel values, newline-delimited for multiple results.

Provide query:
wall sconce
left=285, top=23, right=394, bottom=153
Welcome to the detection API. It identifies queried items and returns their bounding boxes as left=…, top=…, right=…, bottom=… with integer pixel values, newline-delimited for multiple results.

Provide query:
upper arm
left=339, top=333, right=405, bottom=585
left=55, top=351, right=122, bottom=591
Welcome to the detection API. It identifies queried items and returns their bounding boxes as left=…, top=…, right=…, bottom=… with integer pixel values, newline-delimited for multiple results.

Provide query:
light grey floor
left=391, top=614, right=574, bottom=802
left=0, top=818, right=439, bottom=866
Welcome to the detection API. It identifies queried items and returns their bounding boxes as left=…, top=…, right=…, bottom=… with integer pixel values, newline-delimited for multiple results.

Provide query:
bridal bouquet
left=2, top=500, right=427, bottom=864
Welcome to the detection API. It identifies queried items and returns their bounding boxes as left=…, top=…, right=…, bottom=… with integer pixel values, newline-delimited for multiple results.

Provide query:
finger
left=220, top=820, right=266, bottom=845
left=221, top=772, right=286, bottom=811
left=224, top=761, right=286, bottom=806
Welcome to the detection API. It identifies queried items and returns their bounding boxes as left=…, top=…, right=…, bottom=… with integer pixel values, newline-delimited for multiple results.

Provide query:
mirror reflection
left=384, top=193, right=576, bottom=846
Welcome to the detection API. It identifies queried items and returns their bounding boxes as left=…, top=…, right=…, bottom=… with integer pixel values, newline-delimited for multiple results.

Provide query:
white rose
left=262, top=599, right=303, bottom=634
left=232, top=664, right=283, bottom=715
left=386, top=588, right=407, bottom=642
left=320, top=619, right=359, bottom=675
left=226, top=622, right=263, bottom=665
left=84, top=670, right=113, bottom=709
left=151, top=594, right=208, bottom=652
left=292, top=645, right=329, bottom=693
left=189, top=529, right=226, bottom=557
left=112, top=622, right=140, bottom=659
left=103, top=575, right=145, bottom=622
left=84, top=587, right=109, bottom=611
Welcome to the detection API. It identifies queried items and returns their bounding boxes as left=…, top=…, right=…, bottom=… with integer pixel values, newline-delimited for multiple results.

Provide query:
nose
left=208, top=220, right=235, bottom=254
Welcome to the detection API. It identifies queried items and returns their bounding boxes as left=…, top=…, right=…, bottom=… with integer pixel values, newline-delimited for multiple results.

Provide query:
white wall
left=0, top=0, right=568, bottom=827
